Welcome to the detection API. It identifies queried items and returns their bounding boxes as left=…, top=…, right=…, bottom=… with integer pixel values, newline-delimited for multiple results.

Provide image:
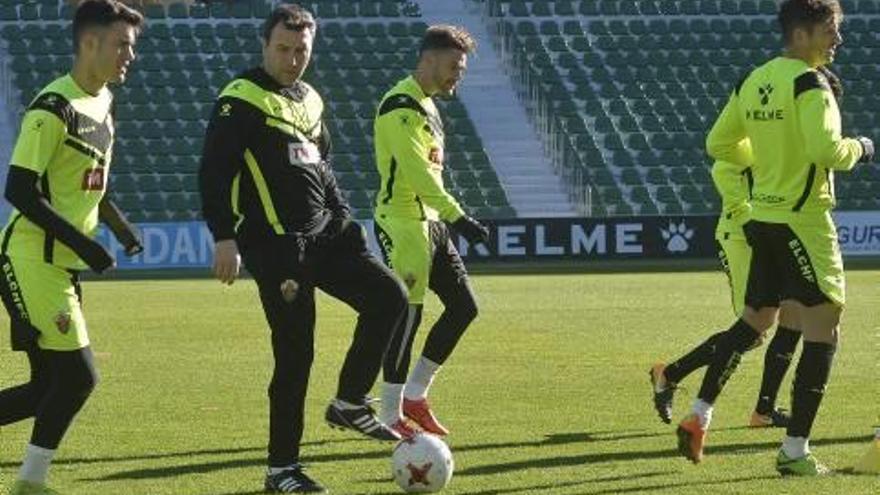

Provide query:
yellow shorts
left=373, top=217, right=468, bottom=305
left=717, top=237, right=751, bottom=316
left=0, top=255, right=89, bottom=351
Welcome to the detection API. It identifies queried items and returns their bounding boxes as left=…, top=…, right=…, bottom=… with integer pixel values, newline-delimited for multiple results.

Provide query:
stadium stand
left=481, top=0, right=880, bottom=216
left=1, top=0, right=877, bottom=221
left=0, top=0, right=515, bottom=222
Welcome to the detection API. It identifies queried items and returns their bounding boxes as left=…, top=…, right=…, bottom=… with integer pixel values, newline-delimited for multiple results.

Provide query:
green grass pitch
left=1, top=270, right=878, bottom=494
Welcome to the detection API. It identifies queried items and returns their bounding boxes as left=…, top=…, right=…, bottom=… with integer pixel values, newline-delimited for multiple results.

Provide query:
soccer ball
left=391, top=433, right=454, bottom=493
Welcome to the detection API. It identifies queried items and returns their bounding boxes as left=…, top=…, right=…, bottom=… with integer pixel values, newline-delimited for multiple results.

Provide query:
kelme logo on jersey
left=747, top=84, right=782, bottom=120
left=287, top=141, right=320, bottom=166
left=82, top=168, right=105, bottom=191
left=788, top=238, right=817, bottom=283
left=746, top=108, right=784, bottom=121
left=758, top=83, right=774, bottom=105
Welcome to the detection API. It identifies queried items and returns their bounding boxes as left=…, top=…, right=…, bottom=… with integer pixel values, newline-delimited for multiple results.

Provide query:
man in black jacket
left=198, top=4, right=407, bottom=493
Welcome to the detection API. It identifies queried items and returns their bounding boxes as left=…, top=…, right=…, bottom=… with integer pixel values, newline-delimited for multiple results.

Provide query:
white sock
left=332, top=398, right=360, bottom=411
left=268, top=463, right=299, bottom=475
left=380, top=383, right=404, bottom=425
left=782, top=436, right=810, bottom=459
left=18, top=444, right=55, bottom=484
left=404, top=357, right=441, bottom=400
left=691, top=399, right=714, bottom=429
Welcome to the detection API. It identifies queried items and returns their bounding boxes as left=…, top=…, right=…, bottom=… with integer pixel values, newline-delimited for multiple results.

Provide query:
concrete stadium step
left=417, top=0, right=576, bottom=218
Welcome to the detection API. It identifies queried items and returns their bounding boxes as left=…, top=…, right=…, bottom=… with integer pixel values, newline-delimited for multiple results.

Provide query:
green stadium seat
left=379, top=1, right=401, bottom=17
left=654, top=0, right=676, bottom=14
left=335, top=1, right=356, bottom=17
left=19, top=3, right=39, bottom=20
left=540, top=20, right=560, bottom=36
left=144, top=4, right=165, bottom=19
left=595, top=0, right=616, bottom=15
left=357, top=1, right=378, bottom=17
left=164, top=2, right=186, bottom=18
left=230, top=2, right=251, bottom=19
left=189, top=2, right=210, bottom=19
left=532, top=1, right=552, bottom=16
left=158, top=175, right=183, bottom=193
left=210, top=2, right=231, bottom=18
left=629, top=185, right=650, bottom=205
left=554, top=1, right=575, bottom=16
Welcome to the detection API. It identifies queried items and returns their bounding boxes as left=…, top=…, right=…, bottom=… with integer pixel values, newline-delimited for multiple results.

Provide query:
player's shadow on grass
left=563, top=474, right=778, bottom=495
left=78, top=430, right=624, bottom=482
left=80, top=447, right=391, bottom=482
left=83, top=430, right=868, bottom=484
left=456, top=433, right=873, bottom=478
left=0, top=439, right=360, bottom=469
left=367, top=471, right=676, bottom=495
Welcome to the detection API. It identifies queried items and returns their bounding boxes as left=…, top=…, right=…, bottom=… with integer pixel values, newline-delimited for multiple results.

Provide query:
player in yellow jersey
left=650, top=67, right=852, bottom=437
left=650, top=160, right=802, bottom=431
left=697, top=0, right=872, bottom=475
left=0, top=2, right=143, bottom=494
left=372, top=26, right=489, bottom=437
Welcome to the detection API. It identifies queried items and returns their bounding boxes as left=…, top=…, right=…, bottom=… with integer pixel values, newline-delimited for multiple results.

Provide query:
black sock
left=382, top=305, right=423, bottom=384
left=422, top=282, right=478, bottom=365
left=663, top=331, right=725, bottom=384
left=787, top=341, right=836, bottom=439
left=755, top=326, right=801, bottom=415
left=32, top=348, right=98, bottom=449
left=697, top=319, right=761, bottom=404
left=0, top=349, right=50, bottom=426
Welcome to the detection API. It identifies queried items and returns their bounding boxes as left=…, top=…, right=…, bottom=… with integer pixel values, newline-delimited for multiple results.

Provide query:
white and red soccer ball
left=391, top=433, right=454, bottom=493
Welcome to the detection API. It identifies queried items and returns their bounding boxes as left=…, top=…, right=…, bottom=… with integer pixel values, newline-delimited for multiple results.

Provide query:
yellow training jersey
left=2, top=74, right=114, bottom=269
left=373, top=75, right=464, bottom=223
left=706, top=57, right=863, bottom=223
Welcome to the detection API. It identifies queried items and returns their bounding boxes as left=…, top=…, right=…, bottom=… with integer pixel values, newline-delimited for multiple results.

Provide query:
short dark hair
left=778, top=0, right=842, bottom=43
left=262, top=3, right=316, bottom=42
left=73, top=0, right=143, bottom=49
left=419, top=25, right=477, bottom=56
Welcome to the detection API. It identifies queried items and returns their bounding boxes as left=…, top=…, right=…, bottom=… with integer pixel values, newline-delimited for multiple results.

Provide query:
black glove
left=856, top=136, right=874, bottom=163
left=75, top=238, right=115, bottom=274
left=452, top=215, right=490, bottom=246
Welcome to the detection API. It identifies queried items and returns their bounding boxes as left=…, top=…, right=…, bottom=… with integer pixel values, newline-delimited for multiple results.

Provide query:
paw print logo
left=661, top=221, right=694, bottom=253
left=758, top=84, right=774, bottom=106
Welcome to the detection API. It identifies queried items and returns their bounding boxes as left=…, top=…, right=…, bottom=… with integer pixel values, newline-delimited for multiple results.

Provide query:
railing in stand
left=480, top=0, right=595, bottom=216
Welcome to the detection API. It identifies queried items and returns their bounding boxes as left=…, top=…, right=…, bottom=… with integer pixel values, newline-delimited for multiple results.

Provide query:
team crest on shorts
left=54, top=312, right=72, bottom=334
left=403, top=273, right=417, bottom=289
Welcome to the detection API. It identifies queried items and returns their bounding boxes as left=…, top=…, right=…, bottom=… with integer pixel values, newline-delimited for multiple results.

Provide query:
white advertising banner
left=835, top=211, right=880, bottom=256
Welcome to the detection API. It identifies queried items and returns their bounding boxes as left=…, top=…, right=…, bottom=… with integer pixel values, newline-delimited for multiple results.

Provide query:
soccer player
left=698, top=0, right=873, bottom=474
left=650, top=159, right=800, bottom=425
left=0, top=2, right=143, bottom=494
left=372, top=25, right=489, bottom=438
left=198, top=4, right=408, bottom=492
left=650, top=66, right=848, bottom=435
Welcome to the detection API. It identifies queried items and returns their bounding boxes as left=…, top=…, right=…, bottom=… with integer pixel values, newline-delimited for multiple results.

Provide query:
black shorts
left=742, top=220, right=835, bottom=310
